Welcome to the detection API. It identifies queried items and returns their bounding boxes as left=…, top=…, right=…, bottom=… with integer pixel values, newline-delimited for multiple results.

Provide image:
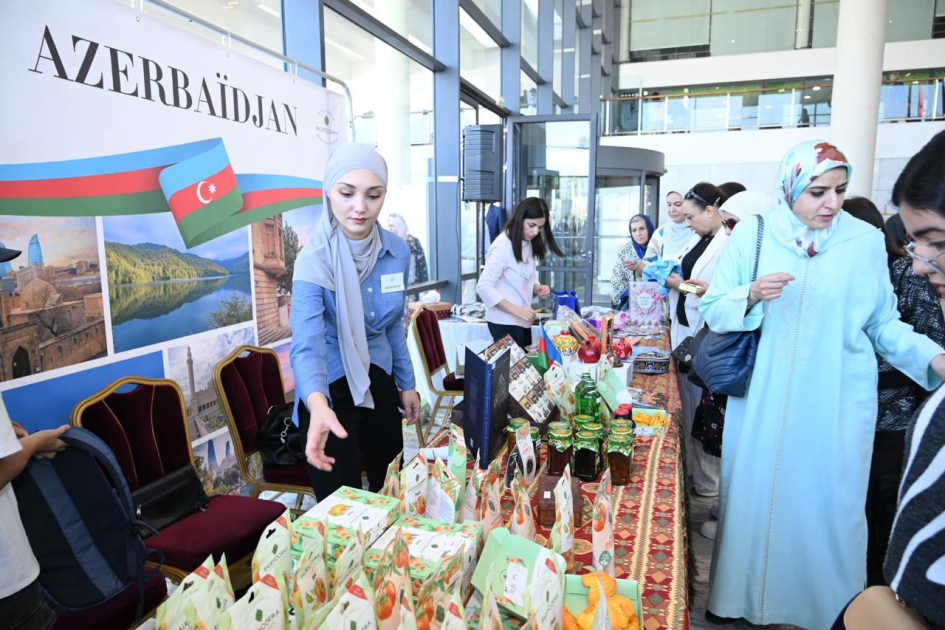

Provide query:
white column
left=794, top=0, right=812, bottom=49
left=619, top=0, right=631, bottom=61
left=829, top=0, right=887, bottom=198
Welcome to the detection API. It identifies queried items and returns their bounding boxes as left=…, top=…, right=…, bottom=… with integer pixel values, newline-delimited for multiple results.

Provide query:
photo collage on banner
left=0, top=0, right=347, bottom=498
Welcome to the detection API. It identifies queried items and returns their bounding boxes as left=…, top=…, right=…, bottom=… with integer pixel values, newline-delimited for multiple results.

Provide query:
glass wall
left=887, top=0, right=935, bottom=41
left=521, top=71, right=538, bottom=115
left=522, top=0, right=540, bottom=69
left=627, top=0, right=941, bottom=61
left=460, top=9, right=502, bottom=102
left=325, top=8, right=436, bottom=284
left=574, top=27, right=583, bottom=113
left=594, top=175, right=641, bottom=303
left=343, top=0, right=433, bottom=53
left=628, top=0, right=711, bottom=60
left=553, top=0, right=564, bottom=97
left=469, top=0, right=502, bottom=27
left=709, top=0, right=799, bottom=56
left=602, top=70, right=945, bottom=135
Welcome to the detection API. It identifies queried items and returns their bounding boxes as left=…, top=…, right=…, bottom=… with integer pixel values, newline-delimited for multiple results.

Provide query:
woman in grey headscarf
left=387, top=212, right=429, bottom=287
left=290, top=143, right=420, bottom=499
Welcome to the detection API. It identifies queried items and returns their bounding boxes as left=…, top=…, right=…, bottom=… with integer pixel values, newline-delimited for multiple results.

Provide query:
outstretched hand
left=304, top=393, right=348, bottom=471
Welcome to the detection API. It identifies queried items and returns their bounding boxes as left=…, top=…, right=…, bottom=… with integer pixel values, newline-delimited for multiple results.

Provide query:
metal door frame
left=504, top=113, right=598, bottom=306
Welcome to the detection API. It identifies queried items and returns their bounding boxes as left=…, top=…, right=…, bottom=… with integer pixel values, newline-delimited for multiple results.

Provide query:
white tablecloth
left=407, top=319, right=540, bottom=411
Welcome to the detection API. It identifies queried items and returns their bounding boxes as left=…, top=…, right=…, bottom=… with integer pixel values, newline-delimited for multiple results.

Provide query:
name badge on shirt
left=381, top=272, right=405, bottom=293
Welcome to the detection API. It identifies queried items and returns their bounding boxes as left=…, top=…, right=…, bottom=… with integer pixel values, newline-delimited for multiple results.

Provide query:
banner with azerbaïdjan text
left=0, top=0, right=347, bottom=496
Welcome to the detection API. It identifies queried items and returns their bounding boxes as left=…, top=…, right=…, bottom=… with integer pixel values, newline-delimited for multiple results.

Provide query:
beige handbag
left=844, top=586, right=930, bottom=629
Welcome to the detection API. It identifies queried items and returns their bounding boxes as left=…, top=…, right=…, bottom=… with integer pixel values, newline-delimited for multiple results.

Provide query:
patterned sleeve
left=611, top=243, right=633, bottom=307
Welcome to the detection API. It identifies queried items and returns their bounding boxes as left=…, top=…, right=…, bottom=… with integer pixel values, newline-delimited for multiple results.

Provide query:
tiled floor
left=687, top=491, right=803, bottom=630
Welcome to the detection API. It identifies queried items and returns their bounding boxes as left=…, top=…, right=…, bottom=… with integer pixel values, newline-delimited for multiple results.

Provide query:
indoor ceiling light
left=812, top=85, right=821, bottom=91
left=804, top=95, right=811, bottom=99
left=256, top=4, right=280, bottom=18
left=326, top=38, right=365, bottom=61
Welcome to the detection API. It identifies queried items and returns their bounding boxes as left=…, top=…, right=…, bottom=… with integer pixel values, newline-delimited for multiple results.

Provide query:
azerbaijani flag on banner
left=539, top=322, right=562, bottom=366
left=0, top=138, right=322, bottom=248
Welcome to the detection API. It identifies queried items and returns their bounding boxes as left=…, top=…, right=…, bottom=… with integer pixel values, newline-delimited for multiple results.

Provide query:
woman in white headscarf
left=699, top=140, right=945, bottom=628
left=690, top=189, right=770, bottom=541
left=290, top=143, right=421, bottom=500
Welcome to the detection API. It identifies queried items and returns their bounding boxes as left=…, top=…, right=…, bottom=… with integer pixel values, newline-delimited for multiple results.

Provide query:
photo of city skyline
left=0, top=216, right=106, bottom=383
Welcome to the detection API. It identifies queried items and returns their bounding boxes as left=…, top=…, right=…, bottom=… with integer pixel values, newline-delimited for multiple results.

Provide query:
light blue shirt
left=290, top=227, right=416, bottom=423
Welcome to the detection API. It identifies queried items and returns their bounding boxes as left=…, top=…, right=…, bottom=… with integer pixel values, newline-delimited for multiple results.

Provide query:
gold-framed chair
left=212, top=344, right=316, bottom=510
left=409, top=305, right=464, bottom=446
left=70, top=376, right=286, bottom=588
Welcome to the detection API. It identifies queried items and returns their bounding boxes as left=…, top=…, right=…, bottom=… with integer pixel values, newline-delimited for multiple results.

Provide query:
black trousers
left=298, top=364, right=403, bottom=501
left=487, top=322, right=532, bottom=349
left=865, top=429, right=906, bottom=586
left=0, top=580, right=56, bottom=630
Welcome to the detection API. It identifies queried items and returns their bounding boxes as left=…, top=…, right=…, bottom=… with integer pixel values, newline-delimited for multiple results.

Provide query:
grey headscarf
left=293, top=143, right=388, bottom=408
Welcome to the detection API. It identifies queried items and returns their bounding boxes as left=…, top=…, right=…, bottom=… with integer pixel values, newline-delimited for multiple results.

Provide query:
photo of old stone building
left=0, top=219, right=106, bottom=382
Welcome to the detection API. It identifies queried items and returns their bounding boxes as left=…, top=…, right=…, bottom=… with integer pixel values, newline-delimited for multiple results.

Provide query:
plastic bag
left=291, top=521, right=330, bottom=627
left=332, top=529, right=366, bottom=595
left=400, top=453, right=429, bottom=516
left=372, top=529, right=413, bottom=630
left=479, top=457, right=504, bottom=541
left=527, top=549, right=564, bottom=630
left=252, top=509, right=291, bottom=587
left=509, top=469, right=537, bottom=541
left=415, top=552, right=464, bottom=630
left=306, top=568, right=377, bottom=629
left=592, top=469, right=615, bottom=577
left=219, top=573, right=288, bottom=630
left=381, top=455, right=402, bottom=499
left=447, top=424, right=468, bottom=508
left=156, top=555, right=234, bottom=630
left=551, top=466, right=574, bottom=570
left=426, top=459, right=461, bottom=523
left=457, top=464, right=484, bottom=523
left=543, top=362, right=576, bottom=423
left=478, top=585, right=504, bottom=630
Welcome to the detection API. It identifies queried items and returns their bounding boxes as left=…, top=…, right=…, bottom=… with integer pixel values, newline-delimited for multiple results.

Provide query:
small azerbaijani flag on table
left=539, top=322, right=562, bottom=367
left=0, top=138, right=322, bottom=248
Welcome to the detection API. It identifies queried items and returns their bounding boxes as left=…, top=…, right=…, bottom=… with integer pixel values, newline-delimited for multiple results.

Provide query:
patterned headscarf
left=629, top=214, right=655, bottom=259
left=772, top=140, right=853, bottom=257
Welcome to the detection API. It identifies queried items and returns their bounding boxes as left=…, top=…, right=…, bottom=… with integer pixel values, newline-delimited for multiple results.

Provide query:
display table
left=433, top=333, right=689, bottom=630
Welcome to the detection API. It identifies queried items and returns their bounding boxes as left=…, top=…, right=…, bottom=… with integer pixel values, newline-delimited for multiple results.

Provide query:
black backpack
left=12, top=427, right=161, bottom=621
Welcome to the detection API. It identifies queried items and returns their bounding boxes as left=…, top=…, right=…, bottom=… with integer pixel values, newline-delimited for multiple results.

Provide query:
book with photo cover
left=481, top=335, right=558, bottom=427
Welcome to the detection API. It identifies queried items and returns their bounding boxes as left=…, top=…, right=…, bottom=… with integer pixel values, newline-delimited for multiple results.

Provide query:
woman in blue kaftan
left=699, top=140, right=945, bottom=629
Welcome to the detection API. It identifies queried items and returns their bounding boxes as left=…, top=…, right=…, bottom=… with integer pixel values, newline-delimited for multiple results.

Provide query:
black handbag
left=131, top=464, right=209, bottom=535
left=690, top=216, right=765, bottom=397
left=672, top=321, right=705, bottom=374
left=256, top=403, right=304, bottom=467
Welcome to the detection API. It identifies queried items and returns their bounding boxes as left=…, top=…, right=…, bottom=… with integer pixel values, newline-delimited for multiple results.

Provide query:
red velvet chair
left=212, top=345, right=315, bottom=508
left=410, top=305, right=464, bottom=446
left=70, top=377, right=285, bottom=588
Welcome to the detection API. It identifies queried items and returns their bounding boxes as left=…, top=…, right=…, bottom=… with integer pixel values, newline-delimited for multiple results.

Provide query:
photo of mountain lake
left=103, top=215, right=253, bottom=353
